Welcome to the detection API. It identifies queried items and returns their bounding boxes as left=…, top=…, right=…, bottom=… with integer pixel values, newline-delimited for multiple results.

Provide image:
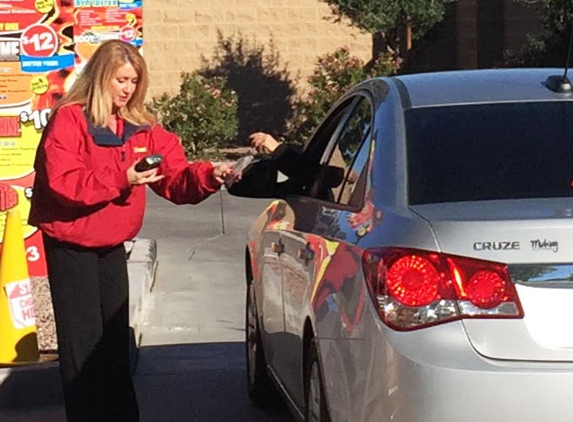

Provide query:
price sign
left=19, top=108, right=51, bottom=130
left=119, top=26, right=136, bottom=42
left=20, top=24, right=58, bottom=57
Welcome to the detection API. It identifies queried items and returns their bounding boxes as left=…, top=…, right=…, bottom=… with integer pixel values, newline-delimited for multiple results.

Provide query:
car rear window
left=406, top=101, right=573, bottom=204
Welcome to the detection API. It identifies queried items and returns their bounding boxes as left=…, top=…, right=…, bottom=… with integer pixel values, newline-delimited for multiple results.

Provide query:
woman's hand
left=127, top=162, right=165, bottom=186
left=212, top=163, right=235, bottom=185
left=249, top=132, right=280, bottom=154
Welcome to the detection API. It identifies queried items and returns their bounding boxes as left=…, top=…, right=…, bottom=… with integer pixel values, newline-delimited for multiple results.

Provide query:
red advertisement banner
left=0, top=0, right=144, bottom=277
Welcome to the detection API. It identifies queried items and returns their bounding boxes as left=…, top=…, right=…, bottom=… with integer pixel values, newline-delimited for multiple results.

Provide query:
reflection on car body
left=233, top=68, right=573, bottom=422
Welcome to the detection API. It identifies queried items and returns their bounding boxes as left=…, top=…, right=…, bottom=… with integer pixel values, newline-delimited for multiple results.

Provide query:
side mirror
left=227, top=158, right=281, bottom=199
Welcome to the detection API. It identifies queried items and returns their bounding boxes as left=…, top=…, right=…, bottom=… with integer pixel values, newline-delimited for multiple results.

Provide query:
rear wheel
left=246, top=281, right=281, bottom=408
left=305, top=339, right=331, bottom=422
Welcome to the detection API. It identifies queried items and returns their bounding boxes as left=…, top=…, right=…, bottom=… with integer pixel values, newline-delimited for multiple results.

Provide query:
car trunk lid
left=412, top=198, right=573, bottom=361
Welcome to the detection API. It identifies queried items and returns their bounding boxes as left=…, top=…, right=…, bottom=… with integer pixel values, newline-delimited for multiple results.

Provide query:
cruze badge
left=473, top=241, right=520, bottom=251
left=530, top=239, right=559, bottom=253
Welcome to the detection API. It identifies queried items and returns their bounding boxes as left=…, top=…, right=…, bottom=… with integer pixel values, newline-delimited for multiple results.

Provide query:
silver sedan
left=231, top=68, right=573, bottom=422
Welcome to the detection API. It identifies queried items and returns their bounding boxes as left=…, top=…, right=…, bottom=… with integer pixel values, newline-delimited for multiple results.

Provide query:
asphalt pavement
left=0, top=189, right=293, bottom=422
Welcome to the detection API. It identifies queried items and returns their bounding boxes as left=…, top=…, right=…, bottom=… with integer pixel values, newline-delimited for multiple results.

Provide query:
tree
left=516, top=0, right=573, bottom=32
left=503, top=0, right=573, bottom=67
left=322, top=0, right=460, bottom=61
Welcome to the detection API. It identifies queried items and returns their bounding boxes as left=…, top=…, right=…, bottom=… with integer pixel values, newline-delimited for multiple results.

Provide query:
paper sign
left=4, top=278, right=36, bottom=329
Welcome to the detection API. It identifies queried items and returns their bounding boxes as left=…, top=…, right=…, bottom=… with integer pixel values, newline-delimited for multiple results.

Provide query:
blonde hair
left=53, top=40, right=155, bottom=127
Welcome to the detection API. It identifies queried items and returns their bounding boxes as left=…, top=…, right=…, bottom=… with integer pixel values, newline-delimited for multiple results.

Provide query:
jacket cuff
left=195, top=161, right=220, bottom=192
left=272, top=143, right=291, bottom=160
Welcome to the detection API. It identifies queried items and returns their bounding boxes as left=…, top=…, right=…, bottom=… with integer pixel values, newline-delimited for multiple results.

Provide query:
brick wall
left=143, top=0, right=372, bottom=99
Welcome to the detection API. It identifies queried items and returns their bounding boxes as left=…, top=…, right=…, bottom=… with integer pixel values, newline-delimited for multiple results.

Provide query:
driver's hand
left=249, top=132, right=280, bottom=154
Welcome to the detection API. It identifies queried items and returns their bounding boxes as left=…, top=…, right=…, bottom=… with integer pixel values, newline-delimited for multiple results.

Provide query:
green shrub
left=288, top=47, right=400, bottom=145
left=501, top=30, right=571, bottom=68
left=147, top=72, right=239, bottom=159
left=501, top=1, right=572, bottom=68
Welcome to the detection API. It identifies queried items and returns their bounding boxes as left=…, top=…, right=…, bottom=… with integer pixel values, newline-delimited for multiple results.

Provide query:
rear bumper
left=319, top=317, right=573, bottom=422
left=386, top=351, right=573, bottom=422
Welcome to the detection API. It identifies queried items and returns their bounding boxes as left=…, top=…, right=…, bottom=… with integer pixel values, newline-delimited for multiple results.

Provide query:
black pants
left=43, top=234, right=139, bottom=422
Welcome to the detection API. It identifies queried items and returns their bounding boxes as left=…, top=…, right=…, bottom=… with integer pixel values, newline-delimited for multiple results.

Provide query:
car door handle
left=297, top=243, right=315, bottom=263
left=271, top=239, right=284, bottom=254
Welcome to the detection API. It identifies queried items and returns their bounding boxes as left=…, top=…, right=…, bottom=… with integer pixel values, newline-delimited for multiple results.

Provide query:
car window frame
left=280, top=96, right=358, bottom=199
left=307, top=92, right=375, bottom=211
left=335, top=127, right=373, bottom=206
left=303, top=97, right=358, bottom=162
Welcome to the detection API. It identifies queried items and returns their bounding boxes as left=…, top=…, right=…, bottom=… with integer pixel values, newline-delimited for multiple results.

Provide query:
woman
left=29, top=40, right=233, bottom=422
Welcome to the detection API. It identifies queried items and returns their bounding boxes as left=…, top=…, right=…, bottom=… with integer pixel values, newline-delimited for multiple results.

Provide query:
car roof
left=388, top=68, right=573, bottom=109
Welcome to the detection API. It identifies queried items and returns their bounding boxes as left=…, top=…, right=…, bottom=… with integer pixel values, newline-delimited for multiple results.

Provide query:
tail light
left=363, top=248, right=523, bottom=330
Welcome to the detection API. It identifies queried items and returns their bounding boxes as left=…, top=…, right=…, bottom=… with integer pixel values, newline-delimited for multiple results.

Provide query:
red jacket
left=29, top=104, right=220, bottom=248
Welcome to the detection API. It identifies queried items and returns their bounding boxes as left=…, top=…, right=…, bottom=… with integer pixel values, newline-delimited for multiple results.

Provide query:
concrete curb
left=0, top=238, right=158, bottom=393
left=127, top=237, right=158, bottom=345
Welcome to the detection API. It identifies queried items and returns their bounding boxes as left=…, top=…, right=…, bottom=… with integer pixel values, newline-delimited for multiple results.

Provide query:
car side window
left=296, top=98, right=357, bottom=197
left=338, top=132, right=372, bottom=207
left=311, top=96, right=373, bottom=206
left=302, top=98, right=356, bottom=161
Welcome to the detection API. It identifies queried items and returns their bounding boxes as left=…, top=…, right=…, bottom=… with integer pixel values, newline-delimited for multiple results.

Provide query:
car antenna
left=546, top=22, right=573, bottom=93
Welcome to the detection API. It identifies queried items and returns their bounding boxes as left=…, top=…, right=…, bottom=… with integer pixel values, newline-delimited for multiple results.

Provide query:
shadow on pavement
left=136, top=342, right=292, bottom=422
left=0, top=342, right=292, bottom=422
left=0, top=361, right=63, bottom=421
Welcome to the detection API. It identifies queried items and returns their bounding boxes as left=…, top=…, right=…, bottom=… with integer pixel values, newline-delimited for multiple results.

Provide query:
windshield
left=406, top=101, right=573, bottom=205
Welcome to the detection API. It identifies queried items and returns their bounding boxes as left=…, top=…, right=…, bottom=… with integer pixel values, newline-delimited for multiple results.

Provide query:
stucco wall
left=143, top=0, right=372, bottom=99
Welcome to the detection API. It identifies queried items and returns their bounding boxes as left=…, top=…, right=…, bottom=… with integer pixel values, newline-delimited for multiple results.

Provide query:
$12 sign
left=20, top=24, right=58, bottom=57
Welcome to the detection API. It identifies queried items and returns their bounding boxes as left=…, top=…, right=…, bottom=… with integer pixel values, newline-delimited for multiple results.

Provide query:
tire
left=305, top=339, right=331, bottom=422
left=245, top=281, right=282, bottom=408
